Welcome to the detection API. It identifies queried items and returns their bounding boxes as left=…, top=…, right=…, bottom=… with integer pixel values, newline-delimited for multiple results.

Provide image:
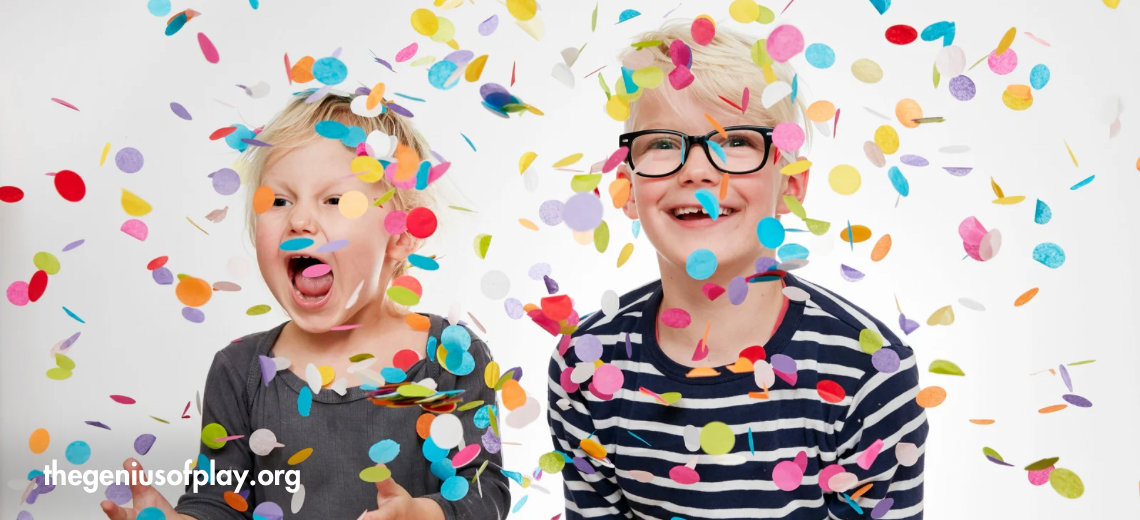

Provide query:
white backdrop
left=2, top=0, right=1139, bottom=518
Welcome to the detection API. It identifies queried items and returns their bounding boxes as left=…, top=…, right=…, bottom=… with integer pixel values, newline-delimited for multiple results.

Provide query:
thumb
left=374, top=477, right=410, bottom=501
left=100, top=500, right=134, bottom=520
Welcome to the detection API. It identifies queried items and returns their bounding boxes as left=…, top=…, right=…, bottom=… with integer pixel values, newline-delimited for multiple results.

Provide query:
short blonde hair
left=620, top=19, right=812, bottom=168
left=241, top=91, right=434, bottom=316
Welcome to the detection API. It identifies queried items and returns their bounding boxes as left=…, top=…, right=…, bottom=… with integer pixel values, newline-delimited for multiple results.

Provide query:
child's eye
left=647, top=139, right=679, bottom=150
left=273, top=197, right=292, bottom=207
left=326, top=197, right=340, bottom=205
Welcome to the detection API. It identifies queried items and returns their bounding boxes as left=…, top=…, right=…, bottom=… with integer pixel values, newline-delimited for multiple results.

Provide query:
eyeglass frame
left=618, top=125, right=776, bottom=178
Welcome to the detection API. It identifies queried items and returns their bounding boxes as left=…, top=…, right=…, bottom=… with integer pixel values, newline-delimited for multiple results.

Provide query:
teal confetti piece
left=394, top=93, right=426, bottom=102
left=790, top=74, right=798, bottom=103
left=617, top=9, right=641, bottom=23
left=693, top=189, right=720, bottom=220
left=843, top=493, right=863, bottom=514
left=1069, top=175, right=1094, bottom=190
left=748, top=427, right=755, bottom=455
left=63, top=306, right=85, bottom=323
left=847, top=220, right=854, bottom=251
left=511, top=495, right=529, bottom=513
left=706, top=141, right=727, bottom=165
left=1034, top=199, right=1052, bottom=224
left=628, top=431, right=651, bottom=447
left=298, top=386, right=312, bottom=417
left=461, top=133, right=476, bottom=151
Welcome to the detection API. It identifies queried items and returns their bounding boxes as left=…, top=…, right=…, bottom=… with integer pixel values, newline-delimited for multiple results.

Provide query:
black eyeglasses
left=619, top=126, right=775, bottom=178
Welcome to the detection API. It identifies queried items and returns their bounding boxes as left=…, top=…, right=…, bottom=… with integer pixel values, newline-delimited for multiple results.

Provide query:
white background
left=2, top=0, right=1139, bottom=518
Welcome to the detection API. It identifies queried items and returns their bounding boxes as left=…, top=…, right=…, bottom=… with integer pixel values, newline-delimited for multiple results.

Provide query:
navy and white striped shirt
left=547, top=272, right=927, bottom=520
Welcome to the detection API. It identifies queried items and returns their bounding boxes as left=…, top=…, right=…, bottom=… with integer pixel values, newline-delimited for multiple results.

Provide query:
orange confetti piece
left=393, top=143, right=421, bottom=181
left=1014, top=287, right=1039, bottom=307
left=704, top=113, right=727, bottom=139
left=725, top=357, right=754, bottom=373
left=522, top=303, right=539, bottom=313
left=839, top=225, right=872, bottom=243
left=287, top=447, right=313, bottom=465
left=686, top=366, right=720, bottom=377
left=870, top=234, right=892, bottom=261
left=501, top=379, right=526, bottom=410
left=252, top=185, right=274, bottom=214
left=291, top=56, right=315, bottom=83
left=580, top=438, right=606, bottom=459
left=405, top=312, right=431, bottom=331
left=416, top=413, right=434, bottom=439
left=366, top=82, right=386, bottom=110
left=915, top=386, right=946, bottom=408
left=850, top=483, right=874, bottom=499
left=176, top=277, right=212, bottom=307
left=223, top=491, right=249, bottom=512
left=28, top=429, right=50, bottom=454
left=1038, top=404, right=1068, bottom=414
left=609, top=178, right=631, bottom=208
left=518, top=218, right=539, bottom=230
left=969, top=419, right=995, bottom=425
left=719, top=173, right=729, bottom=200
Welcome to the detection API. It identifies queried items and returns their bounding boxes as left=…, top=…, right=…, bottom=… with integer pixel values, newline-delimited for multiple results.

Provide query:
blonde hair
left=619, top=19, right=812, bottom=168
left=241, top=90, right=435, bottom=316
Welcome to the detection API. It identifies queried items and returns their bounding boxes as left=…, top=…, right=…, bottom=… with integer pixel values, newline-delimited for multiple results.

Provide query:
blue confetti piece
left=426, top=336, right=437, bottom=361
left=706, top=141, right=727, bottom=167
left=790, top=74, right=798, bottom=104
left=431, top=458, right=456, bottom=480
left=685, top=249, right=718, bottom=280
left=868, top=0, right=890, bottom=14
left=757, top=217, right=785, bottom=249
left=888, top=166, right=909, bottom=197
left=451, top=352, right=476, bottom=376
left=248, top=0, right=259, bottom=9
left=415, top=160, right=431, bottom=190
left=27, top=469, right=44, bottom=480
left=65, top=441, right=91, bottom=464
left=1069, top=175, right=1094, bottom=190
left=441, top=325, right=472, bottom=352
left=147, top=0, right=170, bottom=16
left=628, top=431, right=651, bottom=446
left=621, top=66, right=639, bottom=95
left=380, top=367, right=407, bottom=383
left=1032, top=243, right=1066, bottom=269
left=617, top=9, right=641, bottom=23
left=137, top=507, right=166, bottom=520
left=501, top=469, right=523, bottom=485
left=408, top=254, right=440, bottom=270
left=422, top=437, right=448, bottom=463
left=314, top=121, right=348, bottom=140
left=279, top=238, right=314, bottom=251
left=748, top=427, right=755, bottom=455
left=342, top=125, right=366, bottom=147
left=165, top=12, right=187, bottom=36
left=512, top=495, right=529, bottom=513
left=224, top=124, right=255, bottom=152
left=1034, top=199, right=1052, bottom=224
left=847, top=220, right=855, bottom=250
left=428, top=60, right=460, bottom=90
left=474, top=404, right=498, bottom=428
left=843, top=493, right=864, bottom=514
left=63, top=306, right=85, bottom=323
left=361, top=384, right=378, bottom=391
left=394, top=92, right=426, bottom=102
left=693, top=189, right=720, bottom=220
left=1030, top=64, right=1050, bottom=90
left=297, top=387, right=312, bottom=417
left=805, top=43, right=835, bottom=69
left=461, top=133, right=476, bottom=151
left=920, top=21, right=955, bottom=46
left=312, top=57, right=348, bottom=85
left=632, top=220, right=641, bottom=239
left=369, top=439, right=401, bottom=464
left=441, top=476, right=469, bottom=501
left=196, top=453, right=212, bottom=477
left=777, top=243, right=810, bottom=262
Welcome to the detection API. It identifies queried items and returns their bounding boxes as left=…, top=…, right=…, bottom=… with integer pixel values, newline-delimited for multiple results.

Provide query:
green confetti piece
left=246, top=304, right=272, bottom=316
left=933, top=61, right=940, bottom=88
left=599, top=72, right=611, bottom=100
left=982, top=447, right=1003, bottom=462
left=457, top=400, right=484, bottom=412
left=386, top=286, right=420, bottom=306
left=448, top=205, right=475, bottom=212
left=631, top=39, right=662, bottom=50
left=783, top=195, right=807, bottom=220
left=1067, top=359, right=1095, bottom=366
left=539, top=451, right=566, bottom=473
left=150, top=416, right=170, bottom=425
left=359, top=465, right=392, bottom=483
left=594, top=221, right=610, bottom=254
left=1025, top=457, right=1059, bottom=471
left=1049, top=468, right=1084, bottom=499
left=349, top=353, right=375, bottom=363
left=202, top=423, right=228, bottom=450
left=591, top=2, right=597, bottom=32
left=374, top=188, right=396, bottom=206
left=571, top=174, right=603, bottom=192
left=55, top=353, right=75, bottom=371
left=929, top=359, right=965, bottom=376
left=804, top=218, right=831, bottom=236
left=859, top=329, right=884, bottom=354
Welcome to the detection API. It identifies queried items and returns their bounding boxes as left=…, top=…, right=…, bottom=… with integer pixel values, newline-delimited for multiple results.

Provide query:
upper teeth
left=673, top=207, right=733, bottom=216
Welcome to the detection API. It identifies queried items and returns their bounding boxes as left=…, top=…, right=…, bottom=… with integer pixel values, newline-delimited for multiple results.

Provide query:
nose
left=675, top=141, right=722, bottom=187
left=287, top=200, right=319, bottom=236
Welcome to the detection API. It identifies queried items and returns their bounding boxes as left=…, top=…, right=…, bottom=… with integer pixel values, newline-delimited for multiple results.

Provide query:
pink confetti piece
left=668, top=65, right=695, bottom=90
left=197, top=32, right=219, bottom=64
left=452, top=443, right=482, bottom=467
left=301, top=264, right=331, bottom=278
left=110, top=395, right=136, bottom=405
left=602, top=147, right=628, bottom=173
left=690, top=17, right=715, bottom=45
left=741, top=88, right=750, bottom=114
left=857, top=438, right=884, bottom=469
left=660, top=308, right=691, bottom=328
left=1023, top=32, right=1051, bottom=46
left=772, top=460, right=804, bottom=491
left=214, top=435, right=246, bottom=442
left=384, top=210, right=408, bottom=235
left=766, top=25, right=805, bottom=63
left=395, top=42, right=418, bottom=63
left=51, top=98, right=79, bottom=111
left=120, top=219, right=149, bottom=241
left=331, top=324, right=362, bottom=331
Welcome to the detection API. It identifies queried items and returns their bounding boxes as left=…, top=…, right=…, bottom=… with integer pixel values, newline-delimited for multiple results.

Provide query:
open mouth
left=287, top=255, right=334, bottom=303
left=670, top=206, right=737, bottom=221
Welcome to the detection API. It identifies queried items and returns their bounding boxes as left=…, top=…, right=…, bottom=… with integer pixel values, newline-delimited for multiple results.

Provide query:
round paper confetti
left=1048, top=468, right=1084, bottom=498
left=804, top=44, right=835, bottom=69
left=851, top=59, right=883, bottom=83
left=563, top=192, right=603, bottom=232
left=987, top=48, right=1018, bottom=75
left=772, top=460, right=804, bottom=491
left=115, top=148, right=144, bottom=174
left=828, top=165, right=861, bottom=195
left=699, top=422, right=734, bottom=455
left=441, top=475, right=469, bottom=501
left=772, top=122, right=805, bottom=151
left=685, top=249, right=717, bottom=280
left=480, top=270, right=510, bottom=300
left=65, top=440, right=91, bottom=464
left=766, top=25, right=804, bottom=62
left=1032, top=242, right=1065, bottom=268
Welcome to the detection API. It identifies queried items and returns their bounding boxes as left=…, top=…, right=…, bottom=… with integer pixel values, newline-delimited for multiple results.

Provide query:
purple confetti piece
left=60, top=331, right=81, bottom=351
left=840, top=264, right=865, bottom=282
left=572, top=457, right=595, bottom=475
left=872, top=348, right=900, bottom=373
left=259, top=355, right=277, bottom=386
left=316, top=239, right=349, bottom=253
left=443, top=50, right=475, bottom=68
left=170, top=102, right=192, bottom=120
left=239, top=489, right=250, bottom=500
left=949, top=75, right=976, bottom=101
left=624, top=333, right=632, bottom=358
left=898, top=313, right=920, bottom=335
left=943, top=167, right=972, bottom=177
left=354, top=86, right=372, bottom=96
left=62, top=239, right=85, bottom=251
left=431, top=150, right=447, bottom=164
left=134, top=434, right=157, bottom=455
left=115, top=147, right=145, bottom=174
left=85, top=420, right=111, bottom=430
left=481, top=427, right=501, bottom=454
left=209, top=168, right=241, bottom=195
left=386, top=102, right=413, bottom=118
left=104, top=483, right=131, bottom=505
left=374, top=57, right=394, bottom=72
left=505, top=366, right=523, bottom=382
left=899, top=154, right=928, bottom=167
left=182, top=306, right=205, bottom=323
left=1058, top=364, right=1072, bottom=393
left=528, top=263, right=552, bottom=280
left=563, top=192, right=604, bottom=232
left=770, top=354, right=796, bottom=374
left=478, top=15, right=499, bottom=36
left=251, top=501, right=284, bottom=520
left=727, top=276, right=748, bottom=305
left=305, top=85, right=332, bottom=103
left=539, top=200, right=565, bottom=226
left=985, top=455, right=1014, bottom=467
left=504, top=298, right=524, bottom=319
left=152, top=266, right=173, bottom=285
left=1061, top=394, right=1092, bottom=408
left=755, top=256, right=779, bottom=273
left=574, top=335, right=603, bottom=363
left=17, top=511, right=34, bottom=520
left=331, top=47, right=342, bottom=58
left=544, top=275, right=559, bottom=294
left=870, top=497, right=894, bottom=519
left=240, top=138, right=272, bottom=147
left=479, top=82, right=510, bottom=100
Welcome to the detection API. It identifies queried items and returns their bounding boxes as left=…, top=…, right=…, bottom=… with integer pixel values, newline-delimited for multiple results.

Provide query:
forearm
left=413, top=497, right=446, bottom=520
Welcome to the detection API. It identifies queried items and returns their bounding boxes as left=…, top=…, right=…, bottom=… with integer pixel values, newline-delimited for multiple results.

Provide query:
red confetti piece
left=0, top=186, right=24, bottom=203
left=741, top=88, right=750, bottom=114
left=885, top=25, right=918, bottom=45
left=284, top=53, right=293, bottom=85
left=817, top=380, right=846, bottom=403
left=833, top=107, right=841, bottom=138
left=392, top=349, right=421, bottom=371
left=717, top=95, right=743, bottom=112
left=738, top=345, right=767, bottom=363
left=28, top=270, right=48, bottom=302
left=110, top=395, right=137, bottom=405
left=405, top=207, right=438, bottom=239
left=510, top=61, right=516, bottom=87
left=146, top=256, right=168, bottom=271
left=53, top=170, right=86, bottom=202
left=209, top=126, right=237, bottom=140
left=583, top=65, right=605, bottom=78
left=540, top=295, right=573, bottom=321
left=181, top=401, right=192, bottom=418
left=690, top=17, right=715, bottom=45
left=51, top=98, right=79, bottom=111
left=197, top=32, right=219, bottom=64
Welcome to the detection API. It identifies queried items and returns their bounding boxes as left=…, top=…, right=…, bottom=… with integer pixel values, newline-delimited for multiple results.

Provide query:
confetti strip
left=186, top=217, right=209, bottom=235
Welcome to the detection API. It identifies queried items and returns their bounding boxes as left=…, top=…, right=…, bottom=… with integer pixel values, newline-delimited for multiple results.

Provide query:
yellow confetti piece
left=1002, top=85, right=1033, bottom=111
left=851, top=58, right=883, bottom=83
left=995, top=27, right=1017, bottom=56
left=926, top=305, right=955, bottom=326
left=553, top=153, right=584, bottom=168
left=288, top=447, right=313, bottom=465
left=366, top=82, right=385, bottom=110
left=186, top=217, right=209, bottom=235
left=990, top=177, right=1006, bottom=198
left=761, top=62, right=777, bottom=84
left=606, top=95, right=630, bottom=121
left=518, top=218, right=539, bottom=231
left=410, top=8, right=440, bottom=36
left=780, top=159, right=812, bottom=175
left=873, top=125, right=900, bottom=155
left=729, top=0, right=761, bottom=22
left=704, top=113, right=728, bottom=139
left=318, top=365, right=335, bottom=386
left=828, top=165, right=861, bottom=195
left=1064, top=140, right=1078, bottom=167
left=519, top=151, right=537, bottom=173
left=465, top=55, right=488, bottom=82
left=631, top=66, right=664, bottom=89
left=993, top=196, right=1026, bottom=205
left=338, top=190, right=369, bottom=218
left=100, top=143, right=111, bottom=166
left=118, top=189, right=152, bottom=217
left=617, top=242, right=634, bottom=267
left=1103, top=0, right=1120, bottom=7
left=352, top=155, right=384, bottom=183
left=484, top=361, right=500, bottom=389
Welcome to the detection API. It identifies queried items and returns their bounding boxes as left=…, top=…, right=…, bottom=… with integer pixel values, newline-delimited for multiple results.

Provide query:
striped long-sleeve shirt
left=547, top=272, right=928, bottom=520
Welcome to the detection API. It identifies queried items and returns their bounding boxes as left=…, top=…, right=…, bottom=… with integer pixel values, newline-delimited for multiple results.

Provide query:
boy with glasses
left=547, top=20, right=928, bottom=520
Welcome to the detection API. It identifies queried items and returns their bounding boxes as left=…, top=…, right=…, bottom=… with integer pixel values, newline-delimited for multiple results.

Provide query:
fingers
left=121, top=458, right=158, bottom=505
left=100, top=500, right=134, bottom=520
left=374, top=478, right=410, bottom=501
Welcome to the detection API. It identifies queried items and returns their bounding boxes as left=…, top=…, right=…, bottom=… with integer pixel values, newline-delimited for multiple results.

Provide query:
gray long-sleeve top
left=174, top=314, right=509, bottom=520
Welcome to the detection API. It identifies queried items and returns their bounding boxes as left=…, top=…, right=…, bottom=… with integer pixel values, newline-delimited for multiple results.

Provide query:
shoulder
left=550, top=279, right=659, bottom=370
left=214, top=322, right=284, bottom=378
left=428, top=312, right=495, bottom=373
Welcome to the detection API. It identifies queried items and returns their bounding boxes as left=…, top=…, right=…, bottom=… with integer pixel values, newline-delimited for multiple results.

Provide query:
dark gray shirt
left=174, top=315, right=509, bottom=520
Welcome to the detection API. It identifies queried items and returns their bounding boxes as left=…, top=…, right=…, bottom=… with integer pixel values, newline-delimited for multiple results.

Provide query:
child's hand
left=360, top=478, right=444, bottom=520
left=99, top=458, right=188, bottom=520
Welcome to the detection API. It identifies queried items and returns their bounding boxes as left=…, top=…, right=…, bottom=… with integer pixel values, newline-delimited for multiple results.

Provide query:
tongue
left=295, top=271, right=333, bottom=297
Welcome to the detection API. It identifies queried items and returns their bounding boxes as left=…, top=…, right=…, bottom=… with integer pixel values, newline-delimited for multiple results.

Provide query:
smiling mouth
left=287, top=255, right=334, bottom=301
left=670, top=206, right=736, bottom=221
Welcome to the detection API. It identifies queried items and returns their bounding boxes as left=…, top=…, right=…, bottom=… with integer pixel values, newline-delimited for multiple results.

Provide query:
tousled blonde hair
left=241, top=91, right=434, bottom=316
left=619, top=19, right=812, bottom=169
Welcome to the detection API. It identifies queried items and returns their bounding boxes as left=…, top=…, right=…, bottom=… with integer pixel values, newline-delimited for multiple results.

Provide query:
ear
left=774, top=155, right=809, bottom=215
left=616, top=163, right=640, bottom=221
left=385, top=229, right=418, bottom=264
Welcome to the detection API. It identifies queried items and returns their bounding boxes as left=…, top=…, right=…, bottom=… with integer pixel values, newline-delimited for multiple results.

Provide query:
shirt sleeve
left=827, top=347, right=928, bottom=520
left=174, top=349, right=255, bottom=520
left=423, top=337, right=511, bottom=520
left=547, top=341, right=631, bottom=520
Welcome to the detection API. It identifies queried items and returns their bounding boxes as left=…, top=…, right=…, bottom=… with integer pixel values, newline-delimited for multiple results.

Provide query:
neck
left=655, top=251, right=785, bottom=364
left=285, top=288, right=404, bottom=359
